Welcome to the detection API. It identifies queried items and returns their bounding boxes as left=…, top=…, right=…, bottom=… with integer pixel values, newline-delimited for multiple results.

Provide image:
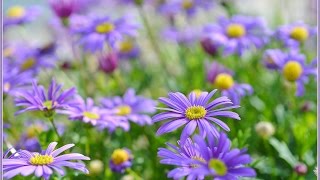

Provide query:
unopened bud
left=255, top=121, right=275, bottom=139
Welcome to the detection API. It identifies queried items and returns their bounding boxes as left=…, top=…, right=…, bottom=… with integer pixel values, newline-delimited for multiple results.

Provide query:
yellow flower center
left=290, top=27, right=309, bottom=42
left=192, top=89, right=202, bottom=98
left=119, top=41, right=134, bottom=53
left=27, top=125, right=44, bottom=138
left=29, top=154, right=54, bottom=165
left=111, top=149, right=129, bottom=165
left=182, top=0, right=193, bottom=9
left=43, top=100, right=54, bottom=110
left=214, top=73, right=234, bottom=90
left=209, top=159, right=227, bottom=176
left=95, top=23, right=115, bottom=34
left=283, top=61, right=303, bottom=82
left=4, top=48, right=13, bottom=58
left=21, top=58, right=35, bottom=70
left=7, top=6, right=26, bottom=18
left=4, top=83, right=11, bottom=92
left=116, top=105, right=132, bottom=116
left=185, top=106, right=207, bottom=120
left=226, top=23, right=246, bottom=38
left=83, top=111, right=100, bottom=119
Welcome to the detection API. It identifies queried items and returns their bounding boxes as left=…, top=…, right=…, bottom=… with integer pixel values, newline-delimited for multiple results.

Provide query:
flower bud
left=200, top=37, right=218, bottom=57
left=255, top=121, right=275, bottom=139
left=49, top=0, right=76, bottom=19
left=89, top=160, right=104, bottom=175
left=294, top=163, right=308, bottom=175
left=99, top=52, right=118, bottom=74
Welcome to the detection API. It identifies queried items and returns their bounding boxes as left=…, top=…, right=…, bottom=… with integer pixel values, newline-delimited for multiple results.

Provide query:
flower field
left=3, top=0, right=317, bottom=179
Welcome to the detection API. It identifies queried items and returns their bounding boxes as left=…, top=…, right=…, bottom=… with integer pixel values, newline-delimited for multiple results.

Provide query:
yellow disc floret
left=116, top=105, right=132, bottom=116
left=209, top=159, right=227, bottom=176
left=30, top=154, right=54, bottom=165
left=95, top=23, right=114, bottom=34
left=111, top=149, right=129, bottom=165
left=119, top=41, right=134, bottom=53
left=182, top=0, right=193, bottom=9
left=290, top=27, right=309, bottom=42
left=214, top=73, right=234, bottom=90
left=7, top=6, right=25, bottom=18
left=226, top=23, right=246, bottom=38
left=83, top=111, right=100, bottom=119
left=185, top=106, right=207, bottom=120
left=283, top=61, right=303, bottom=82
left=21, top=58, right=35, bottom=70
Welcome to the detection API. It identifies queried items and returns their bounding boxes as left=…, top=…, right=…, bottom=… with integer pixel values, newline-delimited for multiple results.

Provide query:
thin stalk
left=48, top=117, right=62, bottom=142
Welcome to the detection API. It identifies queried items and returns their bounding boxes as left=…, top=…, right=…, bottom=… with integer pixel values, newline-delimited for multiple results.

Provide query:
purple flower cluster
left=3, top=142, right=90, bottom=179
left=153, top=89, right=256, bottom=179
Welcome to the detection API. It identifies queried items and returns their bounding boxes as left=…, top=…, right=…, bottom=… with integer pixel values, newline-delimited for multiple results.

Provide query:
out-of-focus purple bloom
left=49, top=0, right=77, bottom=19
left=101, top=88, right=156, bottom=126
left=75, top=15, right=139, bottom=52
left=203, top=15, right=270, bottom=56
left=14, top=80, right=77, bottom=116
left=109, top=148, right=133, bottom=173
left=200, top=37, right=219, bottom=57
left=3, top=60, right=33, bottom=96
left=59, top=96, right=128, bottom=132
left=263, top=50, right=316, bottom=96
left=4, top=5, right=41, bottom=27
left=152, top=89, right=240, bottom=143
left=99, top=52, right=118, bottom=74
left=275, top=22, right=316, bottom=49
left=158, top=0, right=214, bottom=17
left=116, top=39, right=140, bottom=59
left=162, top=27, right=201, bottom=46
left=262, top=49, right=286, bottom=69
left=206, top=61, right=253, bottom=105
left=3, top=142, right=90, bottom=179
left=158, top=133, right=256, bottom=179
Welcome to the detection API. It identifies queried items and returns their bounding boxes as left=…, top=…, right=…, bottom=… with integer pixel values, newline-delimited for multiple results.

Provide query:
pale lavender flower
left=4, top=5, right=41, bottom=27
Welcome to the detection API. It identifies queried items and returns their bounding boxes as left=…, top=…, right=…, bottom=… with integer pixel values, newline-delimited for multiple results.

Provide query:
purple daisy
left=101, top=88, right=157, bottom=126
left=14, top=80, right=77, bottom=116
left=158, top=133, right=256, bottom=179
left=206, top=61, right=253, bottom=105
left=76, top=15, right=139, bottom=52
left=115, top=39, right=140, bottom=60
left=4, top=5, right=41, bottom=27
left=3, top=142, right=90, bottom=179
left=275, top=22, right=317, bottom=49
left=263, top=50, right=316, bottom=96
left=59, top=96, right=128, bottom=132
left=109, top=148, right=133, bottom=173
left=152, top=89, right=240, bottom=143
left=262, top=49, right=286, bottom=70
left=203, top=15, right=270, bottom=56
left=158, top=0, right=214, bottom=17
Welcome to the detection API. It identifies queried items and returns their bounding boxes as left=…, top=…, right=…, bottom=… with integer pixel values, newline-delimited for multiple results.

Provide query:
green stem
left=48, top=117, right=62, bottom=142
left=126, top=168, right=143, bottom=180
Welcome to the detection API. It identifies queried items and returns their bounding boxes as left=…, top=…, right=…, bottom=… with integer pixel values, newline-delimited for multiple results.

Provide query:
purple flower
left=116, top=39, right=140, bottom=60
left=203, top=15, right=270, bottom=56
left=109, top=148, right=133, bottom=173
left=262, top=49, right=286, bottom=69
left=152, top=89, right=240, bottom=143
left=263, top=50, right=316, bottom=96
left=4, top=5, right=41, bottom=27
left=3, top=142, right=90, bottom=179
left=275, top=22, right=316, bottom=49
left=162, top=27, right=201, bottom=46
left=59, top=96, right=128, bottom=132
left=206, top=61, right=253, bottom=105
left=14, top=80, right=77, bottom=116
left=3, top=60, right=33, bottom=96
left=76, top=15, right=139, bottom=52
left=158, top=0, right=214, bottom=17
left=158, top=133, right=256, bottom=179
left=49, top=0, right=77, bottom=19
left=99, top=52, right=118, bottom=74
left=101, top=88, right=156, bottom=126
